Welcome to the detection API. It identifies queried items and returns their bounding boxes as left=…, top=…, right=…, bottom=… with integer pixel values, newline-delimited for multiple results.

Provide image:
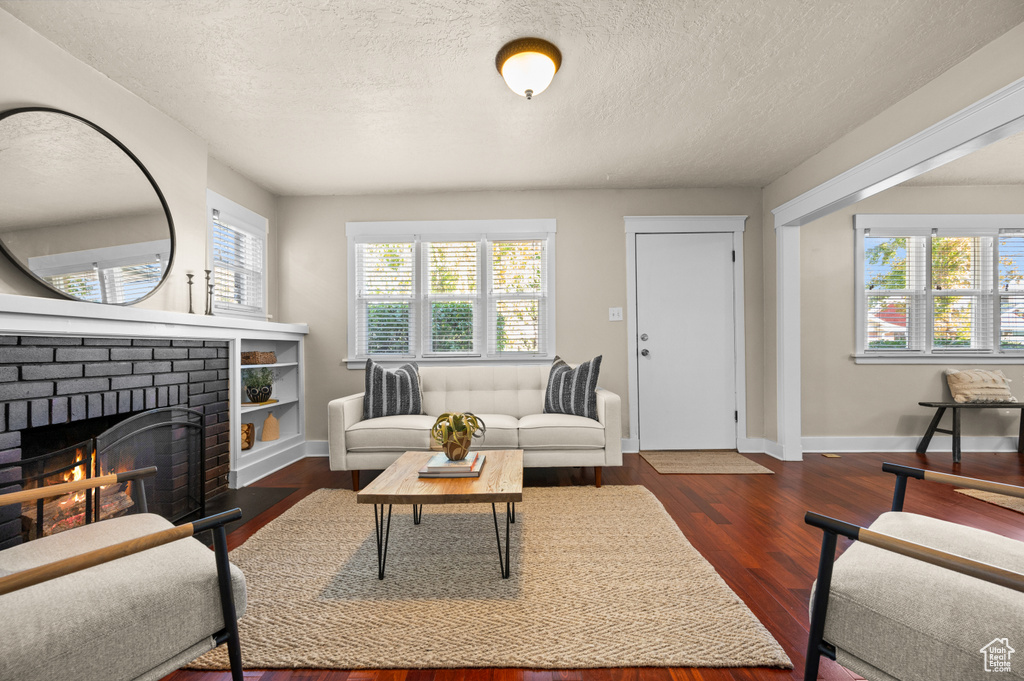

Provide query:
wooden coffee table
left=356, top=449, right=523, bottom=580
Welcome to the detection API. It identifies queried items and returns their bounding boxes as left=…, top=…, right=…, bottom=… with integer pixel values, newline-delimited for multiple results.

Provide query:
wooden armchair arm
left=805, top=511, right=1024, bottom=593
left=883, top=462, right=1024, bottom=511
left=0, top=508, right=242, bottom=596
left=0, top=466, right=157, bottom=506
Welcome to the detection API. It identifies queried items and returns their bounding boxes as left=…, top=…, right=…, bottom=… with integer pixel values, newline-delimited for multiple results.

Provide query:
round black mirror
left=0, top=107, right=174, bottom=305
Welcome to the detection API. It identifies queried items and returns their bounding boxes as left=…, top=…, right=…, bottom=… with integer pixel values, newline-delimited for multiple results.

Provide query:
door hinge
left=734, top=410, right=738, bottom=422
left=732, top=250, right=736, bottom=262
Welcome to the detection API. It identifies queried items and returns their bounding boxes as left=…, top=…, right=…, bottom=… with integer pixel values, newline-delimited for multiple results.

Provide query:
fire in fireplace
left=0, top=407, right=205, bottom=543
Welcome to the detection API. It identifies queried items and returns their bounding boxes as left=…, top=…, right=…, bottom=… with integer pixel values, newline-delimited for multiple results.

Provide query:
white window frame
left=345, top=219, right=556, bottom=365
left=206, top=189, right=268, bottom=320
left=854, top=213, right=1024, bottom=364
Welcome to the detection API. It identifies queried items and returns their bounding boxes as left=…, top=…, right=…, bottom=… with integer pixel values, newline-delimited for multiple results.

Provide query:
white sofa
left=328, top=364, right=621, bottom=488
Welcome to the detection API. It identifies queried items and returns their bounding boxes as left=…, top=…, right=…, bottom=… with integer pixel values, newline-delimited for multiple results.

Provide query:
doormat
left=640, top=450, right=774, bottom=474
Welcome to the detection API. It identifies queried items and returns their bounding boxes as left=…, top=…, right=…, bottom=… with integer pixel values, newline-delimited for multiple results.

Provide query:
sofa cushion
left=363, top=359, right=423, bottom=419
left=0, top=513, right=246, bottom=681
left=420, top=365, right=548, bottom=418
left=472, top=413, right=519, bottom=448
left=821, top=511, right=1024, bottom=681
left=518, top=413, right=605, bottom=449
left=545, top=355, right=602, bottom=420
left=347, top=414, right=435, bottom=451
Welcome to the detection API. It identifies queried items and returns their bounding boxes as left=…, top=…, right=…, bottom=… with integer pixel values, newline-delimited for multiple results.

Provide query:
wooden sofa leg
left=595, top=466, right=602, bottom=488
left=352, top=470, right=360, bottom=492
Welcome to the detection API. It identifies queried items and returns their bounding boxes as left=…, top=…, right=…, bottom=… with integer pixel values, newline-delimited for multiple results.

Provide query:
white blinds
left=999, top=232, right=1024, bottom=349
left=355, top=242, right=415, bottom=355
left=46, top=270, right=101, bottom=303
left=861, top=228, right=1024, bottom=354
left=490, top=240, right=545, bottom=354
left=212, top=215, right=265, bottom=316
left=353, top=235, right=551, bottom=358
left=425, top=241, right=478, bottom=353
left=102, top=259, right=165, bottom=304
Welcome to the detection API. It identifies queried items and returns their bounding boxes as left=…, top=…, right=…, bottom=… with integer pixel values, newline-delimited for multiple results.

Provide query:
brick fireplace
left=0, top=335, right=230, bottom=549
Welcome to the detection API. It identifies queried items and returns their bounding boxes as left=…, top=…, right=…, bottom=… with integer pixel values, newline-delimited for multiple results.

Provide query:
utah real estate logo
left=981, top=638, right=1015, bottom=673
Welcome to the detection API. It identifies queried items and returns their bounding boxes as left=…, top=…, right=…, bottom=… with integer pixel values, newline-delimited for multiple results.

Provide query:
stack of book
left=418, top=452, right=486, bottom=478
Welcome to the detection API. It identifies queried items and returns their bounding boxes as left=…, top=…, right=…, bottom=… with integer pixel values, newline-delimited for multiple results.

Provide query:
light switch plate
left=608, top=307, right=623, bottom=321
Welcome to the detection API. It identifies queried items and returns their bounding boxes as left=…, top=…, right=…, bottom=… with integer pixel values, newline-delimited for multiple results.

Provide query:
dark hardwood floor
left=164, top=449, right=1024, bottom=681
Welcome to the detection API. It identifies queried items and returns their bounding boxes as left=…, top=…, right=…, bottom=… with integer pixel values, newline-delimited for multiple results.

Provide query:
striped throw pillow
left=363, top=359, right=422, bottom=419
left=544, top=355, right=602, bottom=420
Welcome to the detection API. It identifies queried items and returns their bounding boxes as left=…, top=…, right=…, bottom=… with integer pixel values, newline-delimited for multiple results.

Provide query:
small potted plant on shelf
left=242, top=367, right=274, bottom=404
left=430, top=412, right=486, bottom=461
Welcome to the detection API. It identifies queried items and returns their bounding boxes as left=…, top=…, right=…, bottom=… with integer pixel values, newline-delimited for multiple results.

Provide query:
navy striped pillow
left=363, top=359, right=422, bottom=419
left=544, top=355, right=602, bottom=420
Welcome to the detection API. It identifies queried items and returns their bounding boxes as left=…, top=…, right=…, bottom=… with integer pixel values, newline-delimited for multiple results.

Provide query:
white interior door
left=635, top=232, right=736, bottom=450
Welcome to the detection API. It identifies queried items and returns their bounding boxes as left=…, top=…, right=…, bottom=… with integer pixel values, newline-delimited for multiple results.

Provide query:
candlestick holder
left=205, top=270, right=214, bottom=315
left=186, top=273, right=194, bottom=314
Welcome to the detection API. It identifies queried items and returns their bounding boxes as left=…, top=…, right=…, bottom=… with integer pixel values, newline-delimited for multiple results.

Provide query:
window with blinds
left=207, top=190, right=267, bottom=319
left=36, top=247, right=168, bottom=305
left=349, top=225, right=554, bottom=360
left=856, top=215, right=1024, bottom=358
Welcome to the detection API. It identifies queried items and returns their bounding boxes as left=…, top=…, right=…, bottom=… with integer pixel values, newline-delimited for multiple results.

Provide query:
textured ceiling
left=905, top=129, right=1024, bottom=186
left=0, top=110, right=162, bottom=230
left=2, top=1, right=1023, bottom=196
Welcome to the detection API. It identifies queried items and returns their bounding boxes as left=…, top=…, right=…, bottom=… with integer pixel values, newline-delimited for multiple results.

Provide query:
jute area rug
left=640, top=451, right=774, bottom=475
left=955, top=488, right=1024, bottom=514
left=192, top=485, right=791, bottom=670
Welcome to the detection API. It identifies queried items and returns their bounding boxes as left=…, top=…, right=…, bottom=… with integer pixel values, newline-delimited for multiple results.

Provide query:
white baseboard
left=229, top=435, right=307, bottom=488
left=737, top=437, right=766, bottom=454
left=304, top=440, right=329, bottom=456
left=621, top=437, right=639, bottom=454
left=801, top=435, right=1019, bottom=453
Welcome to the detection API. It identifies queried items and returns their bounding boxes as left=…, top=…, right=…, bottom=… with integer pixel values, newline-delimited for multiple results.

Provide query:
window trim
left=853, top=213, right=1024, bottom=363
left=345, top=219, right=556, bottom=366
left=206, top=189, right=268, bottom=320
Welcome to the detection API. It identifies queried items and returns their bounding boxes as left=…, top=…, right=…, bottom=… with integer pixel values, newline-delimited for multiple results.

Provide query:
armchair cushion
left=820, top=511, right=1024, bottom=681
left=0, top=513, right=246, bottom=681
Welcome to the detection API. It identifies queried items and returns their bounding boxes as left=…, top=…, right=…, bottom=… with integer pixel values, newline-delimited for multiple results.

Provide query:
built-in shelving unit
left=232, top=336, right=306, bottom=488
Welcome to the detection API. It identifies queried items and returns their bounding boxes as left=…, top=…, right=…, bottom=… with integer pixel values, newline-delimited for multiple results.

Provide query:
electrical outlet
left=608, top=307, right=623, bottom=322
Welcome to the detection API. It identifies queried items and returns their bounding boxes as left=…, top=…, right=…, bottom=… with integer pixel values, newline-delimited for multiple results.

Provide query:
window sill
left=344, top=355, right=554, bottom=369
left=852, top=353, right=1024, bottom=365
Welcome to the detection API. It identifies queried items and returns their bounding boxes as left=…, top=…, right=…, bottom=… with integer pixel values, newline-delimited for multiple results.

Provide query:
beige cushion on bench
left=0, top=513, right=246, bottom=681
left=821, top=511, right=1024, bottom=681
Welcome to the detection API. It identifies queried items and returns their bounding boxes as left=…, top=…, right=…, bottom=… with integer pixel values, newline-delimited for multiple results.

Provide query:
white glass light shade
left=501, top=51, right=557, bottom=98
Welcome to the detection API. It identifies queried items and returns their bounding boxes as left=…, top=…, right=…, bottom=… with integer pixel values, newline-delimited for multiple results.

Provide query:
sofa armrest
left=328, top=393, right=364, bottom=471
left=595, top=388, right=622, bottom=466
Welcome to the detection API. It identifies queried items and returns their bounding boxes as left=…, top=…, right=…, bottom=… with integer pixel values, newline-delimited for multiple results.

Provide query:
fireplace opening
left=1, top=407, right=206, bottom=543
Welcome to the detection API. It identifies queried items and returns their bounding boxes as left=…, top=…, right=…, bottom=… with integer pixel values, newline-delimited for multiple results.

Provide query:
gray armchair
left=804, top=464, right=1024, bottom=681
left=0, top=467, right=246, bottom=681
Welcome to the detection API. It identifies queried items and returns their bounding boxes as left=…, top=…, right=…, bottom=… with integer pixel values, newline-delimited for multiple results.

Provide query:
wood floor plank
left=164, top=449, right=1024, bottom=681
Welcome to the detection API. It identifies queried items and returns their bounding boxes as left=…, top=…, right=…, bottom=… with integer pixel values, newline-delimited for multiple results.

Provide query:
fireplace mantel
left=0, top=293, right=308, bottom=339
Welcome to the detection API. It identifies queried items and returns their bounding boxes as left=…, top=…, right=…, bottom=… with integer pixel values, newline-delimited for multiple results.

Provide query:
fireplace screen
left=17, top=440, right=94, bottom=540
left=1, top=406, right=205, bottom=543
left=95, top=407, right=205, bottom=523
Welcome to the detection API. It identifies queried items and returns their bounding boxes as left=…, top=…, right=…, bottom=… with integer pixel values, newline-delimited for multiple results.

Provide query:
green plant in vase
left=242, top=367, right=275, bottom=404
left=430, top=412, right=486, bottom=461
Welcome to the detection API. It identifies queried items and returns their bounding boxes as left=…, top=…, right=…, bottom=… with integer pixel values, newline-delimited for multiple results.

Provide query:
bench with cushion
left=328, top=364, right=621, bottom=488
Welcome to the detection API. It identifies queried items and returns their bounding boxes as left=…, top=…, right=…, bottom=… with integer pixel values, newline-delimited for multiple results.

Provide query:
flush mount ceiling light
left=495, top=38, right=562, bottom=100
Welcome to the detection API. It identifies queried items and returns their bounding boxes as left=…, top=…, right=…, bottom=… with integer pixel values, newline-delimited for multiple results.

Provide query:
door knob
left=640, top=349, right=650, bottom=357
left=640, top=333, right=649, bottom=341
